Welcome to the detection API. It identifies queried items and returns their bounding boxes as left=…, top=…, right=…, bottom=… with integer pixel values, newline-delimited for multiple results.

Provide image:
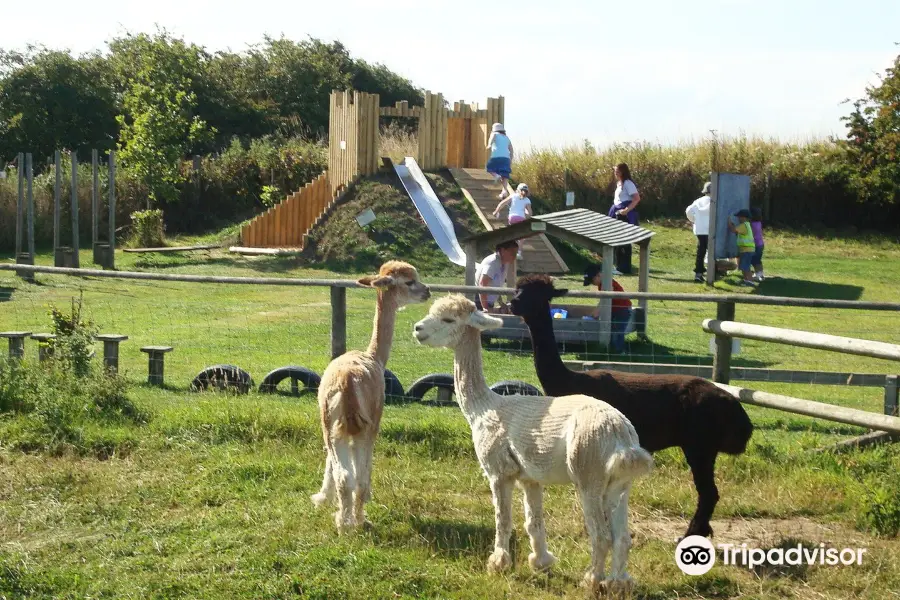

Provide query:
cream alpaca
left=311, top=261, right=430, bottom=531
left=413, top=295, right=652, bottom=594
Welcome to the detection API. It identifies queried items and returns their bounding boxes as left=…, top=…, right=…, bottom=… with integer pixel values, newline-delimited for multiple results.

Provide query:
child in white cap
left=486, top=123, right=514, bottom=199
left=493, top=182, right=531, bottom=259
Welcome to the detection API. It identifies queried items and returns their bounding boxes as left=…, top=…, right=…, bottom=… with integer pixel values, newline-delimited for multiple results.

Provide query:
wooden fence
left=329, top=90, right=380, bottom=194
left=240, top=173, right=335, bottom=248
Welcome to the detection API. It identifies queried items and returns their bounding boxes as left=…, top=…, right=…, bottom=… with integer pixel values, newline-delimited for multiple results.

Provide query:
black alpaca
left=509, top=274, right=753, bottom=538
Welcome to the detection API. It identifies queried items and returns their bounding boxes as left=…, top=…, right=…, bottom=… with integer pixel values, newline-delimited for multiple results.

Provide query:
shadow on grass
left=409, top=516, right=506, bottom=560
left=757, top=277, right=864, bottom=301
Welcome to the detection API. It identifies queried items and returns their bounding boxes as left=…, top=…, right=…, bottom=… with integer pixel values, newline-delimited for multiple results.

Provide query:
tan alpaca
left=311, top=261, right=430, bottom=531
left=413, top=295, right=652, bottom=596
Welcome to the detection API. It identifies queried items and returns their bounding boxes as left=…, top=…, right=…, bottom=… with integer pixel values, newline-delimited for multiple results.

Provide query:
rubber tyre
left=384, top=369, right=406, bottom=404
left=258, top=366, right=321, bottom=395
left=190, top=364, right=254, bottom=395
left=406, top=373, right=455, bottom=406
left=490, top=379, right=542, bottom=396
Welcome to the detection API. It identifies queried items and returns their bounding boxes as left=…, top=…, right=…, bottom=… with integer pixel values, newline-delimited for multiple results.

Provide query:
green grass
left=1, top=220, right=900, bottom=598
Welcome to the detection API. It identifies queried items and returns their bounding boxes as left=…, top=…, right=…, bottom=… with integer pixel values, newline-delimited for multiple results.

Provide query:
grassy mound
left=301, top=170, right=484, bottom=275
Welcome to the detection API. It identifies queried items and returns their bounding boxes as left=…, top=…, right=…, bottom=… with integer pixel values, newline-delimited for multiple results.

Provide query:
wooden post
left=54, top=150, right=61, bottom=253
left=330, top=286, right=347, bottom=359
left=1, top=332, right=31, bottom=361
left=92, top=149, right=99, bottom=245
left=637, top=240, right=650, bottom=332
left=465, top=241, right=478, bottom=301
left=108, top=150, right=116, bottom=269
left=599, top=245, right=614, bottom=347
left=705, top=171, right=718, bottom=286
left=71, top=152, right=80, bottom=268
left=26, top=154, right=34, bottom=260
left=884, top=375, right=899, bottom=416
left=16, top=155, right=24, bottom=258
left=95, top=334, right=128, bottom=373
left=712, top=300, right=735, bottom=383
left=763, top=167, right=772, bottom=221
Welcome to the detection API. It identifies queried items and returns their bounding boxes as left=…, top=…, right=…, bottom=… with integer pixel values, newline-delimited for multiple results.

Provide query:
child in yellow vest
left=729, top=209, right=757, bottom=287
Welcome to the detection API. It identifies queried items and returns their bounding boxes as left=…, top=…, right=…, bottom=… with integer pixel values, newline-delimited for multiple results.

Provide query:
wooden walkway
left=449, top=168, right=568, bottom=274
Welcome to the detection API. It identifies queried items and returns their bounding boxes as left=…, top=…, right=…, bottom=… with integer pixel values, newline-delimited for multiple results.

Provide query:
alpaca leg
left=578, top=486, right=612, bottom=594
left=310, top=450, right=335, bottom=507
left=521, top=481, right=556, bottom=572
left=486, top=477, right=514, bottom=574
left=684, top=448, right=719, bottom=538
left=331, top=438, right=357, bottom=531
left=352, top=435, right=375, bottom=528
left=606, top=484, right=635, bottom=592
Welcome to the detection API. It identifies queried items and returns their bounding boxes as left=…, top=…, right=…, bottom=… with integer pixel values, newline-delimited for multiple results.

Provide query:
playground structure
left=240, top=90, right=522, bottom=253
left=12, top=149, right=116, bottom=277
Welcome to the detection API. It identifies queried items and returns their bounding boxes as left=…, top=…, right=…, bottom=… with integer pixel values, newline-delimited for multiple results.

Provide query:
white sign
left=530, top=221, right=547, bottom=231
left=356, top=208, right=376, bottom=227
left=565, top=191, right=575, bottom=206
left=339, top=140, right=346, bottom=150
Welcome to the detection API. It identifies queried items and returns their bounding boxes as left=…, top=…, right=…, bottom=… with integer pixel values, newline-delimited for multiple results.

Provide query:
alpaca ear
left=370, top=275, right=396, bottom=289
left=467, top=310, right=504, bottom=331
left=551, top=288, right=569, bottom=298
left=357, top=276, right=374, bottom=286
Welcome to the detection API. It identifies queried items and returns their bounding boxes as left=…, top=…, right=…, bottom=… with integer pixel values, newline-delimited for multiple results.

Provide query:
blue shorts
left=752, top=244, right=764, bottom=267
left=738, top=251, right=754, bottom=271
left=486, top=156, right=511, bottom=178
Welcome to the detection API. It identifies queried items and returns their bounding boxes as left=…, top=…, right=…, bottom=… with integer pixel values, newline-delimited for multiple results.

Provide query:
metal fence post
left=331, top=286, right=347, bottom=359
left=712, top=300, right=735, bottom=383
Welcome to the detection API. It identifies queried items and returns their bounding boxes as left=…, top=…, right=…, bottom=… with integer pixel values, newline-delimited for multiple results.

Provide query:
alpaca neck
left=452, top=327, right=497, bottom=421
left=367, top=291, right=398, bottom=367
left=523, top=308, right=570, bottom=381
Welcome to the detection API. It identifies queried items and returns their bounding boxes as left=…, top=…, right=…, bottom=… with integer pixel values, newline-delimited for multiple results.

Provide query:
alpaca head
left=413, top=295, right=503, bottom=349
left=357, top=260, right=431, bottom=306
left=509, top=274, right=568, bottom=319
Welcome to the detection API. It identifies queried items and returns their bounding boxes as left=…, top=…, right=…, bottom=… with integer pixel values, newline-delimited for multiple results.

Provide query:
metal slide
left=393, top=157, right=467, bottom=267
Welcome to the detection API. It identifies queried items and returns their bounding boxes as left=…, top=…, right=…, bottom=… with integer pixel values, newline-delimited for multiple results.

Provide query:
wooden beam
left=600, top=245, right=614, bottom=347
left=715, top=383, right=900, bottom=435
left=712, top=303, right=735, bottom=383
left=703, top=320, right=900, bottom=362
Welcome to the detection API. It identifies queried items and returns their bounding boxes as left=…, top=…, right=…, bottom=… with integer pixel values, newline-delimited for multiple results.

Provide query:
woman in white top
left=608, top=162, right=641, bottom=274
left=685, top=181, right=712, bottom=282
left=485, top=123, right=514, bottom=199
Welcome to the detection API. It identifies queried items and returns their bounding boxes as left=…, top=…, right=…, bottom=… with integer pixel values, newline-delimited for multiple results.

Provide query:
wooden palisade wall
left=329, top=90, right=379, bottom=194
left=241, top=173, right=334, bottom=248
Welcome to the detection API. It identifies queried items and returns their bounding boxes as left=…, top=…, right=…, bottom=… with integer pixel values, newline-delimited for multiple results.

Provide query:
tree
left=0, top=46, right=117, bottom=162
left=115, top=33, right=214, bottom=207
left=842, top=50, right=900, bottom=206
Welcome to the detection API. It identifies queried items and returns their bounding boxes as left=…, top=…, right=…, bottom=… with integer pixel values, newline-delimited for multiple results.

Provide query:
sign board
left=712, top=173, right=751, bottom=259
left=530, top=221, right=547, bottom=231
left=355, top=208, right=376, bottom=227
left=339, top=140, right=346, bottom=150
left=565, top=191, right=575, bottom=207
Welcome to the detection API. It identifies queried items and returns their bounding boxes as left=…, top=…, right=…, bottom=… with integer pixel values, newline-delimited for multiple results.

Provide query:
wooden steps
left=449, top=168, right=568, bottom=274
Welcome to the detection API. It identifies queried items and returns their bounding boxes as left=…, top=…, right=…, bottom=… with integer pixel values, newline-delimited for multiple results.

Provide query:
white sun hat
left=491, top=123, right=505, bottom=133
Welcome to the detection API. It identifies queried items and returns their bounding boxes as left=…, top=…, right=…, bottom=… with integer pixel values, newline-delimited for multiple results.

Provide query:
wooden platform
left=449, top=168, right=568, bottom=274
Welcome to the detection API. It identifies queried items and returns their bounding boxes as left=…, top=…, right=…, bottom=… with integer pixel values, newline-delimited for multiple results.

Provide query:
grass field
left=2, top=222, right=900, bottom=599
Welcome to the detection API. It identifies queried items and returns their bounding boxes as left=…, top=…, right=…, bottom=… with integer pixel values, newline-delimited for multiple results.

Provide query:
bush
left=47, top=293, right=99, bottom=377
left=129, top=208, right=166, bottom=247
left=860, top=481, right=900, bottom=538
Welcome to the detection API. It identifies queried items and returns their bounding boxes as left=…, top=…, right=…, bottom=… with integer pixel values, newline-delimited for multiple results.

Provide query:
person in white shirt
left=486, top=123, right=514, bottom=199
left=492, top=182, right=532, bottom=224
left=608, top=162, right=641, bottom=275
left=686, top=182, right=712, bottom=282
left=475, top=240, right=519, bottom=312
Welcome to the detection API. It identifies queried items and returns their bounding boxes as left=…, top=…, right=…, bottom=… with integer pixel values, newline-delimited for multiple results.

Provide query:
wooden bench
left=95, top=334, right=128, bottom=372
left=30, top=333, right=56, bottom=362
left=141, top=346, right=174, bottom=386
left=0, top=331, right=31, bottom=360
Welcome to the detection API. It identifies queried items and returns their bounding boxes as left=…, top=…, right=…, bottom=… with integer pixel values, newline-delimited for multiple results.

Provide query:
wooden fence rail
left=703, top=319, right=900, bottom=362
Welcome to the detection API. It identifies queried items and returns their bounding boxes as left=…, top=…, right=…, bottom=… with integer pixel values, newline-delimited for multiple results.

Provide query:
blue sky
left=4, top=0, right=898, bottom=149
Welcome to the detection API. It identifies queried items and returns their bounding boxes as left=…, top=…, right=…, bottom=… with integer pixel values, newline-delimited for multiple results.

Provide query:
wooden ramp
left=449, top=168, right=568, bottom=274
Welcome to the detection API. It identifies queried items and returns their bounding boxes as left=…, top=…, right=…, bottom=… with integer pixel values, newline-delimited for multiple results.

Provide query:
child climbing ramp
left=485, top=123, right=513, bottom=199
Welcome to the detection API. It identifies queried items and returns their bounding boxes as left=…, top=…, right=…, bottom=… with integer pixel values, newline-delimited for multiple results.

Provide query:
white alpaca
left=413, top=295, right=653, bottom=595
left=311, top=261, right=430, bottom=531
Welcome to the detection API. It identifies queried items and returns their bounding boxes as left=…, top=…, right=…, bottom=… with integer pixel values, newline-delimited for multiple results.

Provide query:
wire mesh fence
left=2, top=265, right=899, bottom=414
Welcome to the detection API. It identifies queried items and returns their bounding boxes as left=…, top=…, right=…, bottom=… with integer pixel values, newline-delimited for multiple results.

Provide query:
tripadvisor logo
left=675, top=536, right=867, bottom=575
